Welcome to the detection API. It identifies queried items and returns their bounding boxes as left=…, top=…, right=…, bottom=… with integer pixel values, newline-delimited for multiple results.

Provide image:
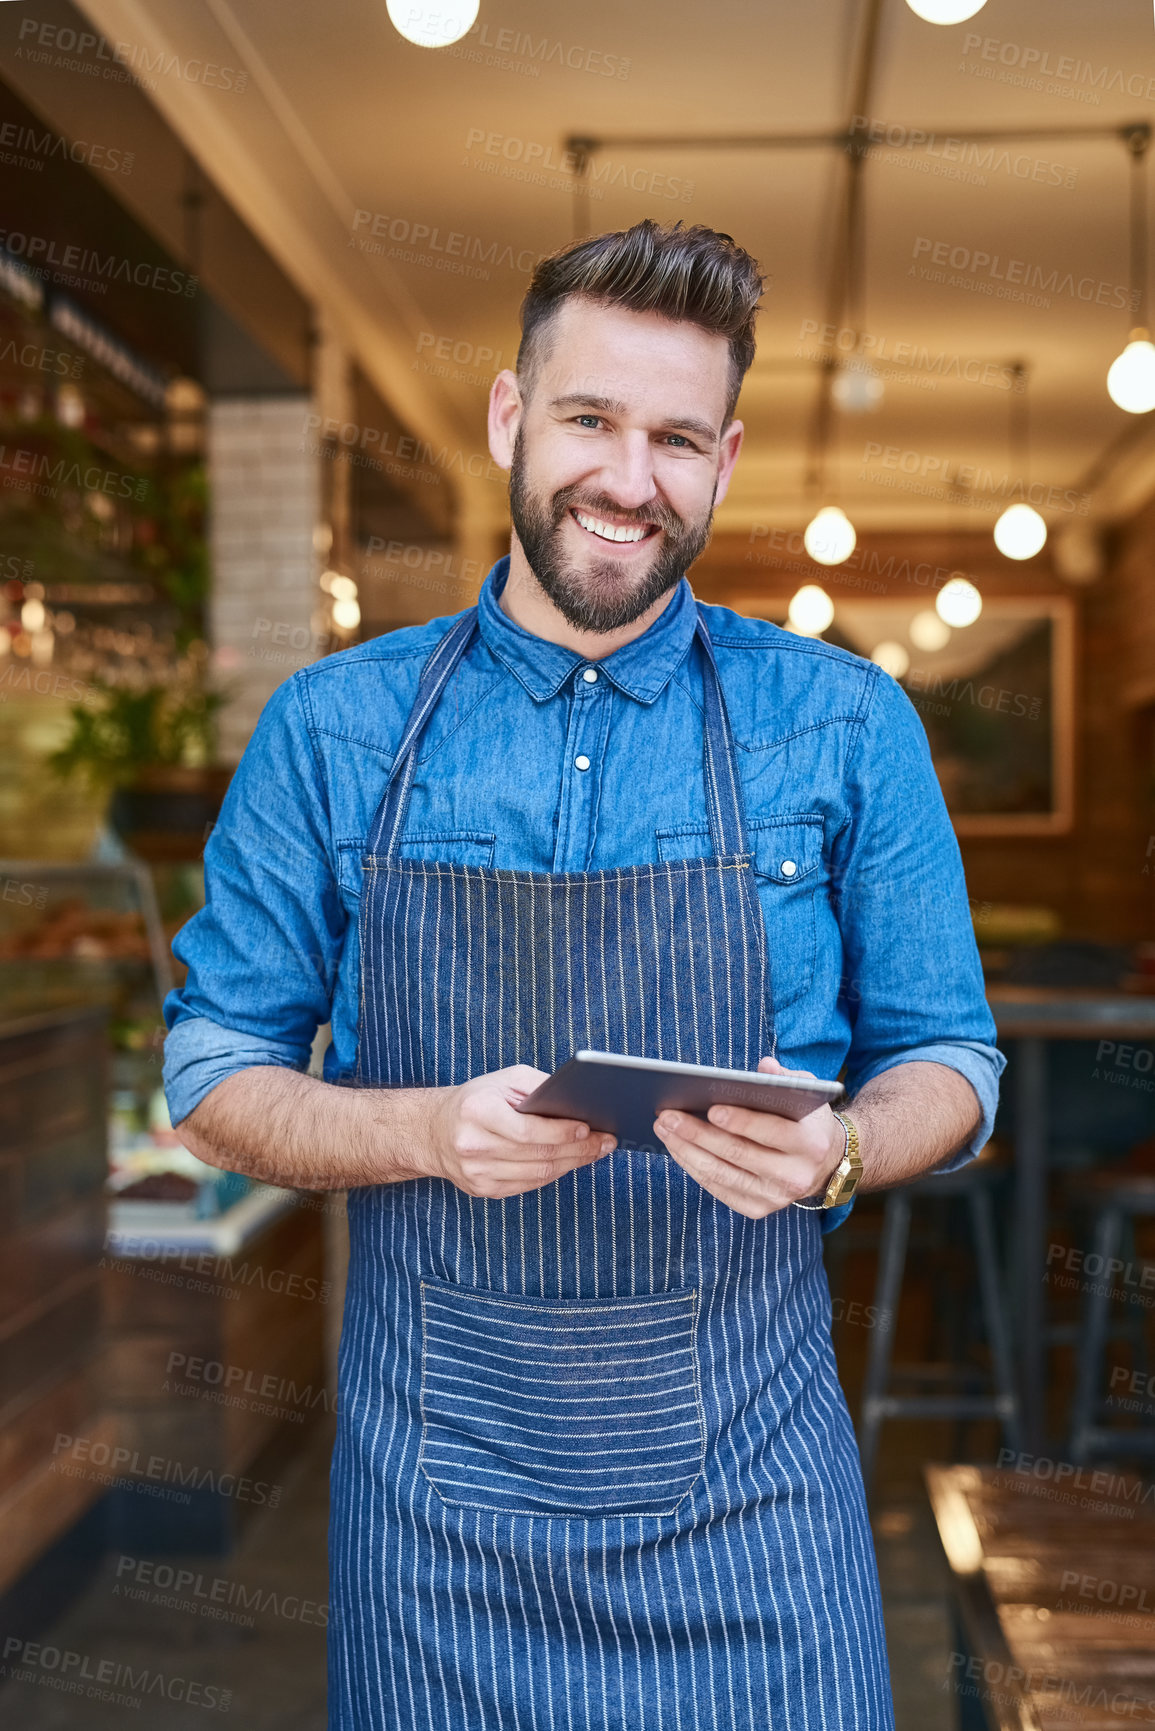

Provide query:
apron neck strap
left=693, top=604, right=749, bottom=858
left=365, top=602, right=750, bottom=859
left=367, top=609, right=479, bottom=857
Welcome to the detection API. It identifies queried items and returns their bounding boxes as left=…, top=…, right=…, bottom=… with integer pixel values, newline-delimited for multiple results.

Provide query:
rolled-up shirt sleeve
left=162, top=674, right=344, bottom=1126
left=832, top=666, right=1005, bottom=1171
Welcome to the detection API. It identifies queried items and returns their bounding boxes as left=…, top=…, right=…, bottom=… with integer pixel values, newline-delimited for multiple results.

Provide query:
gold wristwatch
left=793, top=1111, right=862, bottom=1211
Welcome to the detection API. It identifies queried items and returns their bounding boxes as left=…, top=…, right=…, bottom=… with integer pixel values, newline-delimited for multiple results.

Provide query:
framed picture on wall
left=730, top=594, right=1075, bottom=836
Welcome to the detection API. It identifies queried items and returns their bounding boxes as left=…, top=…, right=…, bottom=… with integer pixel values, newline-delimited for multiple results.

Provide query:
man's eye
left=666, top=435, right=690, bottom=448
left=575, top=415, right=602, bottom=429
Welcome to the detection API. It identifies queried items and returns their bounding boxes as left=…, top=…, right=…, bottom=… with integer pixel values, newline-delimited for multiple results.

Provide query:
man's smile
left=569, top=507, right=661, bottom=546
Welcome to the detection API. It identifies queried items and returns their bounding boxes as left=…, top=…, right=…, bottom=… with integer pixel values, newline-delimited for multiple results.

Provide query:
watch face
left=828, top=1167, right=861, bottom=1206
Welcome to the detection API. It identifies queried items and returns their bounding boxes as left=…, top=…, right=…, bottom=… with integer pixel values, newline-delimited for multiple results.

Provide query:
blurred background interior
left=0, top=0, right=1154, bottom=1725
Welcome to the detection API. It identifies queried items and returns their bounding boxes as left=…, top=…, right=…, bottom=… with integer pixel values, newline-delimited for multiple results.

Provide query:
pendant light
left=1107, top=126, right=1155, bottom=413
left=832, top=137, right=883, bottom=417
left=803, top=152, right=862, bottom=572
left=993, top=364, right=1047, bottom=560
left=788, top=583, right=836, bottom=635
left=803, top=506, right=856, bottom=566
left=804, top=356, right=858, bottom=568
left=905, top=0, right=987, bottom=21
left=386, top=0, right=479, bottom=46
left=936, top=576, right=983, bottom=627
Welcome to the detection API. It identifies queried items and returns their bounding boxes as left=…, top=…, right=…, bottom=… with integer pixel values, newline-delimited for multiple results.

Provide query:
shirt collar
left=476, top=555, right=698, bottom=705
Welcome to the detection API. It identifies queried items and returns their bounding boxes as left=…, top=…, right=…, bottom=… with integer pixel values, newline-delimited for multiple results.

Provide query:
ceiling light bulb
left=56, top=384, right=85, bottom=428
left=20, top=598, right=46, bottom=631
left=332, top=597, right=361, bottom=630
left=871, top=641, right=910, bottom=680
left=905, top=0, right=987, bottom=21
left=909, top=609, right=952, bottom=652
left=803, top=505, right=856, bottom=567
left=936, top=576, right=983, bottom=627
left=787, top=583, right=835, bottom=635
left=1106, top=331, right=1155, bottom=413
left=993, top=502, right=1048, bottom=561
left=329, top=575, right=358, bottom=601
left=831, top=365, right=884, bottom=414
left=386, top=0, right=479, bottom=46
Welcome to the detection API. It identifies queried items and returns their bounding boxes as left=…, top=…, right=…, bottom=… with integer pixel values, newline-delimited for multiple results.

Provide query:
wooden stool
left=858, top=1162, right=1022, bottom=1492
left=1069, top=1157, right=1155, bottom=1464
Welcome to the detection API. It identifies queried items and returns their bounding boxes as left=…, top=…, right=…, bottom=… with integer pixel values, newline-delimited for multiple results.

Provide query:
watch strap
left=793, top=1110, right=862, bottom=1211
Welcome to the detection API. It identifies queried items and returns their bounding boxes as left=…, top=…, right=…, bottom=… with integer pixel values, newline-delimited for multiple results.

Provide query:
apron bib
left=329, top=606, right=893, bottom=1729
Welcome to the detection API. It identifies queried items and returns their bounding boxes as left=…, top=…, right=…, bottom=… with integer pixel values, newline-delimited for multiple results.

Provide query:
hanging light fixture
left=910, top=609, right=951, bottom=652
left=386, top=0, right=479, bottom=46
left=803, top=505, right=856, bottom=566
left=832, top=363, right=884, bottom=414
left=801, top=149, right=862, bottom=572
left=905, top=0, right=987, bottom=21
left=1107, top=126, right=1155, bottom=413
left=788, top=583, right=835, bottom=635
left=994, top=503, right=1047, bottom=560
left=993, top=363, right=1047, bottom=560
left=870, top=641, right=910, bottom=679
left=936, top=576, right=983, bottom=628
left=831, top=137, right=883, bottom=417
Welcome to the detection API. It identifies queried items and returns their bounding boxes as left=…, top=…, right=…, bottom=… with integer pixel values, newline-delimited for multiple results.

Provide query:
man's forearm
left=176, top=1065, right=429, bottom=1191
left=849, top=1060, right=984, bottom=1192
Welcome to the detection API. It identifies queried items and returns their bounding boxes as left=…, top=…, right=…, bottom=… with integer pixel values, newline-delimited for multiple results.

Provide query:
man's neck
left=498, top=539, right=680, bottom=660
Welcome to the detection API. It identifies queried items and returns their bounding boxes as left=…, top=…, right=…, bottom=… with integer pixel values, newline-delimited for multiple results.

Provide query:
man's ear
left=488, top=370, right=523, bottom=471
left=712, top=419, right=745, bottom=508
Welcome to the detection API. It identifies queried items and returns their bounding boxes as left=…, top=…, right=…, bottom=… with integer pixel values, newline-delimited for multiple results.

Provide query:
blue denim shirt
left=164, top=557, right=1003, bottom=1182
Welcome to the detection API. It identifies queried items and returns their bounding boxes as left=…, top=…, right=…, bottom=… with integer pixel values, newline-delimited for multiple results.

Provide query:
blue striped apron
left=329, top=605, right=893, bottom=1729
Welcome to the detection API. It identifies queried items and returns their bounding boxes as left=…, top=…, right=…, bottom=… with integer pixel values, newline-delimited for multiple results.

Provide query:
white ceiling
left=67, top=0, right=1155, bottom=538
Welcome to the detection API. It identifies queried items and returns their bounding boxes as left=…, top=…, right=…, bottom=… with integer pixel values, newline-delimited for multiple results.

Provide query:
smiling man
left=165, top=220, right=1003, bottom=1730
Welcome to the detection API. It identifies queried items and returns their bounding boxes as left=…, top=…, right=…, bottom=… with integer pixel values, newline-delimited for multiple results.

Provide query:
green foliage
left=49, top=678, right=225, bottom=790
left=132, top=464, right=209, bottom=642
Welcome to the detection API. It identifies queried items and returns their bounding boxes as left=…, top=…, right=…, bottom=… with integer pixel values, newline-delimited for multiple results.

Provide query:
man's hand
left=177, top=1063, right=615, bottom=1198
left=652, top=1056, right=844, bottom=1219
left=423, top=1065, right=616, bottom=1200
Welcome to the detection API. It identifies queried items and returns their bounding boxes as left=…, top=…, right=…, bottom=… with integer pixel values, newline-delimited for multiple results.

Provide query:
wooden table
left=927, top=1462, right=1155, bottom=1731
left=987, top=988, right=1155, bottom=1453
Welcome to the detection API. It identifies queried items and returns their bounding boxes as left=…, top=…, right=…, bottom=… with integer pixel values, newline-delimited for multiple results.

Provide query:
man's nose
left=598, top=431, right=660, bottom=513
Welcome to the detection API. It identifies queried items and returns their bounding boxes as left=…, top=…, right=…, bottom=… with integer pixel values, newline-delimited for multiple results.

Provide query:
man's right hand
left=176, top=1061, right=615, bottom=1198
left=418, top=1065, right=615, bottom=1199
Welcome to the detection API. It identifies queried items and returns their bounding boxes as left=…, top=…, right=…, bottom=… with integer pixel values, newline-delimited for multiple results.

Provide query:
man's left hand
left=653, top=1056, right=846, bottom=1219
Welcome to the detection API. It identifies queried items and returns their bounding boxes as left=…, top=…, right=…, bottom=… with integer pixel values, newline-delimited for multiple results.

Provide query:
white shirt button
left=574, top=755, right=591, bottom=772
left=780, top=859, right=798, bottom=877
left=582, top=667, right=599, bottom=683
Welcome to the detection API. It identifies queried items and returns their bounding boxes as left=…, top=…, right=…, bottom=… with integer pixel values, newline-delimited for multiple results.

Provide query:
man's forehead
left=536, top=301, right=731, bottom=425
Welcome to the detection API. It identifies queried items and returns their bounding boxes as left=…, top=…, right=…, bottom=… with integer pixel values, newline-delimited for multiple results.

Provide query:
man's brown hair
left=517, top=219, right=764, bottom=425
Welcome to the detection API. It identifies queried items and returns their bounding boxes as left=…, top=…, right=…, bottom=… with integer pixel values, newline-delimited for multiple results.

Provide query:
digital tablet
left=516, top=1050, right=844, bottom=1152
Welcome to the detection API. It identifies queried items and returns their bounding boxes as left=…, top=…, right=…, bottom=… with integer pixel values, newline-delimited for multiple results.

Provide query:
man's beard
left=508, top=432, right=715, bottom=634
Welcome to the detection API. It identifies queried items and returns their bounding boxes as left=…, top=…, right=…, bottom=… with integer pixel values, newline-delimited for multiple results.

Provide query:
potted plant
left=51, top=655, right=230, bottom=860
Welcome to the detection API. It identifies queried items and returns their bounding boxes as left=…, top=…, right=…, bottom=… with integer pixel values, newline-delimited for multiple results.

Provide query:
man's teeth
left=574, top=510, right=650, bottom=544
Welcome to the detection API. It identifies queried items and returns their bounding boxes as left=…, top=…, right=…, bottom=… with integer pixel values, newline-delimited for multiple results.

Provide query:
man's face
left=494, top=298, right=743, bottom=633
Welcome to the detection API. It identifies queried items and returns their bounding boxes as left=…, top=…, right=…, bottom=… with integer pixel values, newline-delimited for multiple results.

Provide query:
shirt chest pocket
left=656, top=813, right=824, bottom=1013
left=337, top=831, right=496, bottom=907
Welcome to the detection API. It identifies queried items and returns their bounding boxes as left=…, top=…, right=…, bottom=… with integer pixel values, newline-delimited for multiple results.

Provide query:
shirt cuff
left=163, top=1014, right=312, bottom=1127
left=851, top=1039, right=1006, bottom=1173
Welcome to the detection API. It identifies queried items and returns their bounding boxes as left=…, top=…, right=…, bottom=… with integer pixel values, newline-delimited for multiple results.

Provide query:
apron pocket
left=418, top=1279, right=704, bottom=1518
